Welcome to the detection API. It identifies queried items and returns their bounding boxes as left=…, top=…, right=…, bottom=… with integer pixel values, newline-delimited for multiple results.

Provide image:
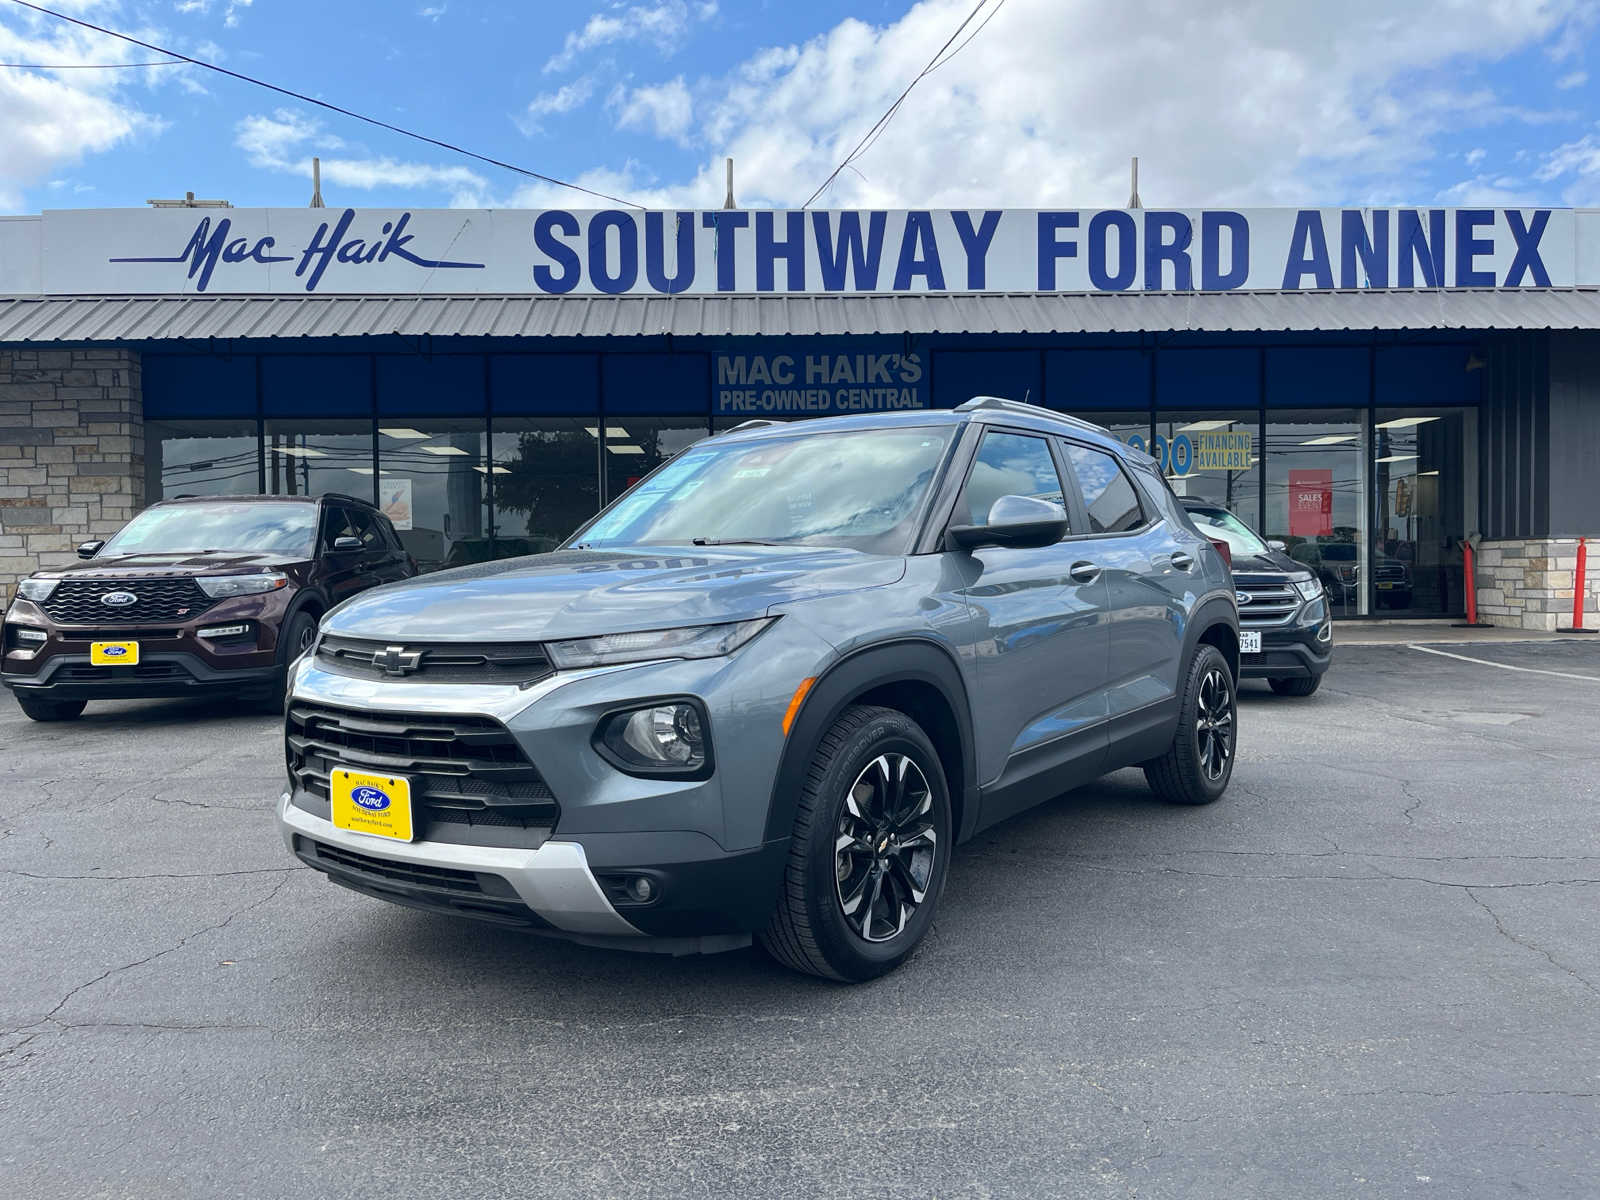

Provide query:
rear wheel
left=759, top=705, right=952, bottom=982
left=16, top=694, right=86, bottom=722
left=1144, top=643, right=1236, bottom=805
left=1268, top=675, right=1322, bottom=697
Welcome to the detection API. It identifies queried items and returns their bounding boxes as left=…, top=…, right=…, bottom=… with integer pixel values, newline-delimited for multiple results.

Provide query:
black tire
left=1268, top=674, right=1322, bottom=697
left=15, top=694, right=87, bottom=722
left=758, top=705, right=952, bottom=982
left=262, top=610, right=318, bottom=710
left=1144, top=643, right=1236, bottom=806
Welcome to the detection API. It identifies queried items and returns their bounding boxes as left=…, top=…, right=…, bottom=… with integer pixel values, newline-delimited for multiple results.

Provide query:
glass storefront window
left=1154, top=411, right=1261, bottom=532
left=489, top=417, right=600, bottom=559
left=602, top=417, right=711, bottom=504
left=146, top=419, right=260, bottom=501
left=264, top=420, right=374, bottom=504
left=375, top=421, right=489, bottom=573
left=1373, top=409, right=1475, bottom=616
left=1263, top=410, right=1368, bottom=617
left=1096, top=411, right=1155, bottom=461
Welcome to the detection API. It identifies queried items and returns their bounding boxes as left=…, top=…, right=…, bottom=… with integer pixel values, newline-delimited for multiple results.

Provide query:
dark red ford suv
left=2, top=494, right=414, bottom=721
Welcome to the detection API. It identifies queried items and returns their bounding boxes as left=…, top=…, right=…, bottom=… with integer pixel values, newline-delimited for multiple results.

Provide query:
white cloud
left=611, top=76, right=693, bottom=141
left=544, top=0, right=718, bottom=73
left=224, top=0, right=253, bottom=28
left=0, top=2, right=168, bottom=209
left=574, top=0, right=1593, bottom=210
left=1465, top=147, right=1487, bottom=166
left=1557, top=69, right=1588, bottom=88
left=235, top=109, right=488, bottom=204
left=518, top=77, right=598, bottom=135
left=418, top=5, right=447, bottom=21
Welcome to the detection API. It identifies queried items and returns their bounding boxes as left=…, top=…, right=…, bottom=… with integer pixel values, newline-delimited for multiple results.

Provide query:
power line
left=802, top=0, right=1003, bottom=208
left=0, top=59, right=184, bottom=68
left=6, top=0, right=641, bottom=208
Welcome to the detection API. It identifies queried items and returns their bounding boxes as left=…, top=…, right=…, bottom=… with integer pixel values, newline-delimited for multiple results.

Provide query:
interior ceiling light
left=1417, top=470, right=1440, bottom=476
left=1175, top=420, right=1236, bottom=432
left=420, top=445, right=471, bottom=456
left=1376, top=416, right=1441, bottom=429
left=473, top=465, right=511, bottom=475
left=271, top=446, right=327, bottom=457
left=1375, top=454, right=1418, bottom=463
left=379, top=427, right=431, bottom=440
left=1299, top=434, right=1358, bottom=445
left=606, top=443, right=647, bottom=455
left=584, top=425, right=633, bottom=440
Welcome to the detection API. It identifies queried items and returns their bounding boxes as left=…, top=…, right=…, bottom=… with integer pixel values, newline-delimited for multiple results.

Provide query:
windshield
left=101, top=502, right=317, bottom=556
left=1185, top=505, right=1270, bottom=556
left=571, top=426, right=955, bottom=555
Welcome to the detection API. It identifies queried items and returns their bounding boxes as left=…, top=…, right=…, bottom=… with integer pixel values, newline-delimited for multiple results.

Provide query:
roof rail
left=955, top=395, right=1109, bottom=436
left=319, top=491, right=378, bottom=508
left=724, top=419, right=785, bottom=433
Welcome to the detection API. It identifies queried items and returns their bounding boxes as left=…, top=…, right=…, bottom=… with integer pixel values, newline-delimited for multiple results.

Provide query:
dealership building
left=1, top=203, right=1597, bottom=629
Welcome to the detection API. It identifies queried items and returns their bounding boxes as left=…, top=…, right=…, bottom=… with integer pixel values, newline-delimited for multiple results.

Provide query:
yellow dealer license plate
left=90, top=641, right=140, bottom=666
left=330, top=769, right=414, bottom=842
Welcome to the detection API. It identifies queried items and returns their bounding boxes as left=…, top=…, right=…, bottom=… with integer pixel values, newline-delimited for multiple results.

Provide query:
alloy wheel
left=834, top=753, right=939, bottom=943
left=1195, top=667, right=1235, bottom=782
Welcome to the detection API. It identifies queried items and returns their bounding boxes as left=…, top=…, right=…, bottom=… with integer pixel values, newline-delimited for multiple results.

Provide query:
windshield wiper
left=690, top=537, right=788, bottom=547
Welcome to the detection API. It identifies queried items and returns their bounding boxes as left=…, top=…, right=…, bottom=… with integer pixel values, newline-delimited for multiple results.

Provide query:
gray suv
left=277, top=399, right=1239, bottom=981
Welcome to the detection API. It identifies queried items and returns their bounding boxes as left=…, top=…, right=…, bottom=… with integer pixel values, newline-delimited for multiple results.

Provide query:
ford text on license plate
left=90, top=641, right=140, bottom=665
left=330, top=768, right=414, bottom=842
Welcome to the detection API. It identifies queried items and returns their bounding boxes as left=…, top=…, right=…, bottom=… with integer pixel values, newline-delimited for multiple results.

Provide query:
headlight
left=595, top=701, right=710, bottom=776
left=546, top=618, right=774, bottom=670
left=16, top=577, right=58, bottom=602
left=196, top=573, right=289, bottom=598
left=1290, top=575, right=1323, bottom=601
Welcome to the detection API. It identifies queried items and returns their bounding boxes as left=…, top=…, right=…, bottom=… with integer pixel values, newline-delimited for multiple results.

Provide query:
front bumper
left=280, top=792, right=782, bottom=953
left=1240, top=627, right=1333, bottom=680
left=3, top=651, right=281, bottom=699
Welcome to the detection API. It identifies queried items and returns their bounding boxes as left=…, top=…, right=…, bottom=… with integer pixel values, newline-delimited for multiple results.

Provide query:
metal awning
left=3, top=288, right=1600, bottom=343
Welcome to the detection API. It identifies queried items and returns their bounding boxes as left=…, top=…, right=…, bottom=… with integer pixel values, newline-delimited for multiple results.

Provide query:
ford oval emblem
left=351, top=785, right=391, bottom=812
left=1235, top=591, right=1253, bottom=605
left=101, top=591, right=138, bottom=607
left=101, top=645, right=128, bottom=657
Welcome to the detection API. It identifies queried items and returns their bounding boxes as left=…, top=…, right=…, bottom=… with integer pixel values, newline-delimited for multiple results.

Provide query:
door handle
left=1069, top=560, right=1101, bottom=584
left=1170, top=552, right=1194, bottom=571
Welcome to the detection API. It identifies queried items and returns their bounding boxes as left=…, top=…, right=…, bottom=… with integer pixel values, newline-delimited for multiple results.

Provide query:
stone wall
left=0, top=347, right=144, bottom=597
left=1475, top=537, right=1600, bottom=632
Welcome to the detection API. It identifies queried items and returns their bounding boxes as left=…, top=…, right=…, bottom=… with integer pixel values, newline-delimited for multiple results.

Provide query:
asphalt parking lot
left=2, top=640, right=1597, bottom=1200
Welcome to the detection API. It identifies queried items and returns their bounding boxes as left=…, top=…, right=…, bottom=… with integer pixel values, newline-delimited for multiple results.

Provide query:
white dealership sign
left=3, top=205, right=1594, bottom=296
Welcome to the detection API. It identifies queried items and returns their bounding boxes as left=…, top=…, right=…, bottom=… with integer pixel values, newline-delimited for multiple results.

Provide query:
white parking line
left=1406, top=643, right=1600, bottom=683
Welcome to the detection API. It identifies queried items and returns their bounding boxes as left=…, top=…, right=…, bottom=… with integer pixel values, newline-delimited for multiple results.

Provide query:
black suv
left=1181, top=500, right=1333, bottom=696
left=3, top=493, right=414, bottom=720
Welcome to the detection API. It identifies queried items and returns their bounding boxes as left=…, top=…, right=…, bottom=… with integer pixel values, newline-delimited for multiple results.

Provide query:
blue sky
left=1, top=0, right=1599, bottom=214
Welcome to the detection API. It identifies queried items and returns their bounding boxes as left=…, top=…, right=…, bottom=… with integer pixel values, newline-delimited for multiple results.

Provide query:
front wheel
left=759, top=705, right=952, bottom=982
left=15, top=694, right=87, bottom=722
left=1144, top=643, right=1236, bottom=805
left=1268, top=674, right=1322, bottom=697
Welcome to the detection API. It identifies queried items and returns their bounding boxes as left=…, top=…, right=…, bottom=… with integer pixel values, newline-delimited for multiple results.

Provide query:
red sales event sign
left=1289, top=469, right=1333, bottom=537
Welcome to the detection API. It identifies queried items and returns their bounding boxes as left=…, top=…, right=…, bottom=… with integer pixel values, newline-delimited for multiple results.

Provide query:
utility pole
left=1128, top=157, right=1142, bottom=209
left=310, top=157, right=325, bottom=208
left=723, top=157, right=736, bottom=209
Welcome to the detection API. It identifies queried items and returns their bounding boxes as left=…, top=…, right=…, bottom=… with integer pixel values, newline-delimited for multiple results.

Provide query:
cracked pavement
left=1, top=641, right=1597, bottom=1198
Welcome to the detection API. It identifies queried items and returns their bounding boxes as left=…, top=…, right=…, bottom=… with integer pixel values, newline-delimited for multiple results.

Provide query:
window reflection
left=265, top=420, right=374, bottom=503
left=376, top=421, right=488, bottom=573
left=1263, top=411, right=1368, bottom=617
left=602, top=418, right=710, bottom=504
left=1155, top=411, right=1260, bottom=533
left=1373, top=409, right=1474, bottom=616
left=489, top=417, right=600, bottom=559
left=146, top=419, right=260, bottom=500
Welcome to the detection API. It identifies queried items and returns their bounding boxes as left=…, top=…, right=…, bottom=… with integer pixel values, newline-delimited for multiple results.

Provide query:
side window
left=348, top=508, right=387, bottom=551
left=320, top=506, right=360, bottom=551
left=1064, top=444, right=1147, bottom=534
left=959, top=432, right=1067, bottom=527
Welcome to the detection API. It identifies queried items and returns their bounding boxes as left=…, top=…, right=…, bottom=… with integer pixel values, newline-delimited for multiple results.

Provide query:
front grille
left=54, top=662, right=191, bottom=682
left=315, top=634, right=554, bottom=685
left=40, top=578, right=215, bottom=625
left=286, top=701, right=559, bottom=843
left=1234, top=574, right=1301, bottom=627
left=1376, top=563, right=1408, bottom=583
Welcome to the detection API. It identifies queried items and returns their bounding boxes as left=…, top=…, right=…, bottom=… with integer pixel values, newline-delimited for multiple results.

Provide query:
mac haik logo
left=108, top=209, right=485, bottom=293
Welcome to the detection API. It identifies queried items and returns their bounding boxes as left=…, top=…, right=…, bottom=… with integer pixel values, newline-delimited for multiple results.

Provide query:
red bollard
left=1455, top=539, right=1492, bottom=628
left=1559, top=537, right=1594, bottom=634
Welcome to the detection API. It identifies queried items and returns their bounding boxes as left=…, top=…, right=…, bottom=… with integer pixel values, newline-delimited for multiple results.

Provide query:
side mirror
left=77, top=540, right=104, bottom=559
left=1267, top=539, right=1287, bottom=552
left=949, top=495, right=1070, bottom=551
left=331, top=536, right=363, bottom=553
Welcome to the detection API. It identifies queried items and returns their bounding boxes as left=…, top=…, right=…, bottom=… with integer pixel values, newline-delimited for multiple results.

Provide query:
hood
left=1229, top=546, right=1306, bottom=576
left=43, top=550, right=307, bottom=578
left=324, top=545, right=905, bottom=641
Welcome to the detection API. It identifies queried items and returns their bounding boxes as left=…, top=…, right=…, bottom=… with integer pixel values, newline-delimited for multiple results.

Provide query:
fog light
left=628, top=876, right=656, bottom=903
left=596, top=700, right=710, bottom=775
left=1317, top=622, right=1333, bottom=643
left=13, top=627, right=46, bottom=643
left=197, top=623, right=251, bottom=639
